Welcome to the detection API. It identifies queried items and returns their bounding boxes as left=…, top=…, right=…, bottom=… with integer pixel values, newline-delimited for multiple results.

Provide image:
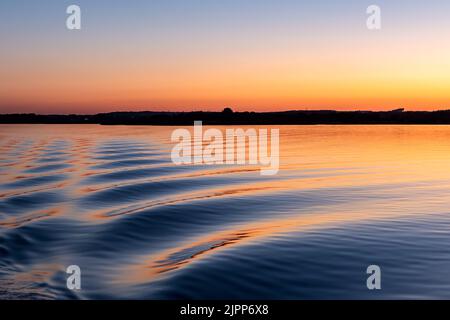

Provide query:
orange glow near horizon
left=4, top=54, right=450, bottom=114
left=4, top=40, right=450, bottom=114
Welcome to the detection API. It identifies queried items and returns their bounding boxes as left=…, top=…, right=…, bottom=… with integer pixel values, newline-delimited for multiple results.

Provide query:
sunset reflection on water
left=2, top=124, right=450, bottom=299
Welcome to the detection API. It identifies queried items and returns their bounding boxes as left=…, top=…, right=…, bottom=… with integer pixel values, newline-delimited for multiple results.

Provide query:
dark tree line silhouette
left=3, top=108, right=450, bottom=125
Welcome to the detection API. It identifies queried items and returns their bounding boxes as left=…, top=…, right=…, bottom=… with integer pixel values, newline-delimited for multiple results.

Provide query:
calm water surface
left=1, top=124, right=450, bottom=299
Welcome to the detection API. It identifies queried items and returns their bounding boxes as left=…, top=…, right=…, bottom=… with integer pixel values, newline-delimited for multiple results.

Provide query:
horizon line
left=4, top=107, right=450, bottom=116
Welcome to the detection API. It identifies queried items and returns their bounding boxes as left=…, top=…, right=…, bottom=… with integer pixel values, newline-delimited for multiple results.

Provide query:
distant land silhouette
left=4, top=108, right=450, bottom=125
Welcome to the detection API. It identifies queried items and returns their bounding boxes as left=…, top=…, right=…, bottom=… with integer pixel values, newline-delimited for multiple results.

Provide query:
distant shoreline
left=4, top=109, right=450, bottom=125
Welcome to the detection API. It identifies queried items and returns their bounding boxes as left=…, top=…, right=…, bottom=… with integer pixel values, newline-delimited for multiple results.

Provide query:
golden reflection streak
left=0, top=207, right=62, bottom=229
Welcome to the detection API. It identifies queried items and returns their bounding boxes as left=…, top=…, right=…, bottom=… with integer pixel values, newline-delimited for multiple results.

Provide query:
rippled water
left=1, top=124, right=450, bottom=299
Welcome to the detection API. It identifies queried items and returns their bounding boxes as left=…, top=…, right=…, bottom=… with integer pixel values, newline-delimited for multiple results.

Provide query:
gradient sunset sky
left=1, top=0, right=450, bottom=114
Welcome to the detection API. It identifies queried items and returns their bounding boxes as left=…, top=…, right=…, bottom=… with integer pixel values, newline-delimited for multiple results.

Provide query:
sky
left=1, top=0, right=450, bottom=114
